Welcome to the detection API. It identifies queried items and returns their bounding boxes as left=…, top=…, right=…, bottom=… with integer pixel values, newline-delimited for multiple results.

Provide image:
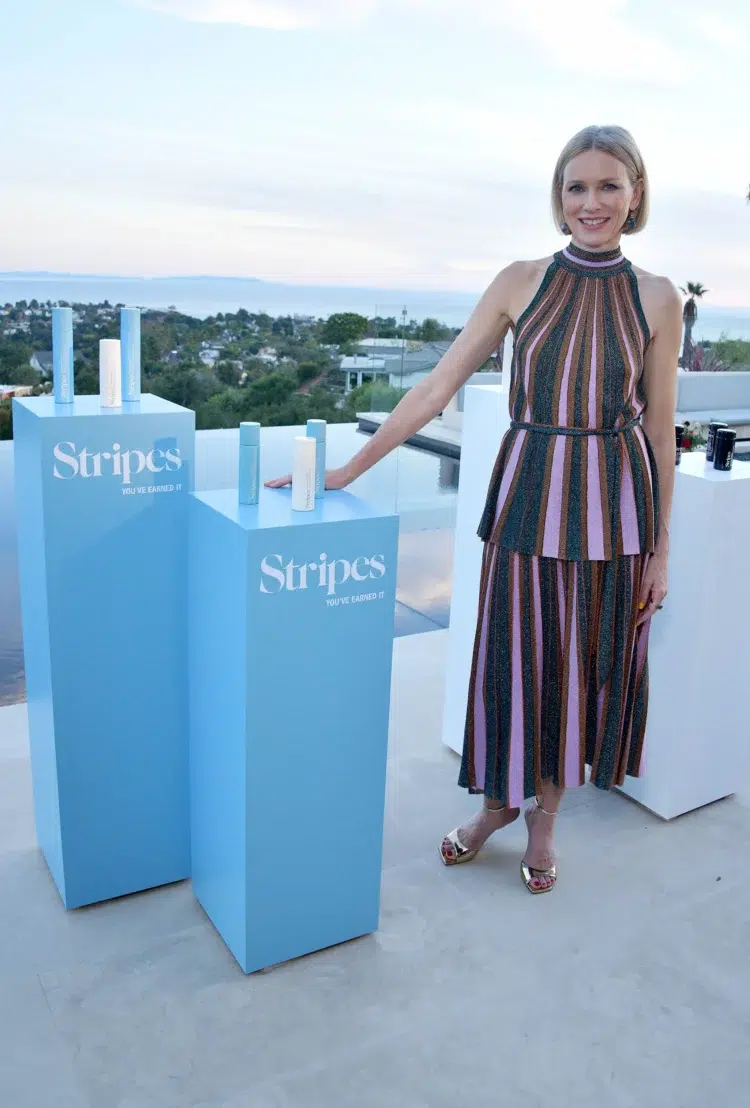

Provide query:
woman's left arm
left=638, top=277, right=683, bottom=625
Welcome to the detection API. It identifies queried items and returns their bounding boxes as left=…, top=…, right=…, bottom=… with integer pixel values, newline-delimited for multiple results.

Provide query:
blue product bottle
left=239, top=422, right=260, bottom=505
left=120, top=307, right=141, bottom=403
left=306, top=419, right=326, bottom=498
left=52, top=306, right=74, bottom=404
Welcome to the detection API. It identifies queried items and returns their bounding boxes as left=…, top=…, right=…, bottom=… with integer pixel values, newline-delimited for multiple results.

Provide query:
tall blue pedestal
left=188, top=487, right=399, bottom=973
left=12, top=395, right=195, bottom=908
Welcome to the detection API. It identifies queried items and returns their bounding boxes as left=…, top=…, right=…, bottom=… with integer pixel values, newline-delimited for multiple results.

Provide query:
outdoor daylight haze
left=2, top=4, right=750, bottom=1108
left=1, top=0, right=749, bottom=302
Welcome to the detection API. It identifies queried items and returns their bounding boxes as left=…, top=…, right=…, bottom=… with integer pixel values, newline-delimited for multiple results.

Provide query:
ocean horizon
left=2, top=272, right=750, bottom=342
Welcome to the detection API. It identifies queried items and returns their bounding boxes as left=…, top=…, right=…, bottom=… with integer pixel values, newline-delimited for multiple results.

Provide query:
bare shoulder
left=630, top=265, right=682, bottom=338
left=515, top=255, right=556, bottom=280
left=500, top=256, right=555, bottom=323
left=472, top=257, right=553, bottom=329
left=493, top=256, right=555, bottom=286
left=631, top=265, right=681, bottom=311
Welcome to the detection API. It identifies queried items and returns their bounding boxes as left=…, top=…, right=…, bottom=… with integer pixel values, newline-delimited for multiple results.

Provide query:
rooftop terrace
left=2, top=630, right=749, bottom=1107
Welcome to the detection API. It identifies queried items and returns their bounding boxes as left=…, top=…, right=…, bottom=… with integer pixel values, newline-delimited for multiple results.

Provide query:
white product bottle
left=99, top=339, right=122, bottom=408
left=291, top=436, right=316, bottom=512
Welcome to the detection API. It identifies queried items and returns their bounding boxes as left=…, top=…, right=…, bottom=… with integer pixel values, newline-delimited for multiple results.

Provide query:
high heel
left=439, top=828, right=478, bottom=866
left=520, top=798, right=558, bottom=894
left=440, top=804, right=518, bottom=867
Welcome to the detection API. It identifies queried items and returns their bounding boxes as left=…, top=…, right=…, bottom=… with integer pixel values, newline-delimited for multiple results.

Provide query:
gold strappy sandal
left=439, top=828, right=478, bottom=866
left=520, top=799, right=558, bottom=894
left=440, top=803, right=516, bottom=867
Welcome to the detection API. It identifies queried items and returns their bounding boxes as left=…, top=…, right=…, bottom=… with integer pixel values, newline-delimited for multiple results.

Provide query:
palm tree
left=679, top=282, right=708, bottom=368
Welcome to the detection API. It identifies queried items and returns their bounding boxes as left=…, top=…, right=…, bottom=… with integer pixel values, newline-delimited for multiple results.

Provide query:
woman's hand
left=637, top=552, right=668, bottom=625
left=264, top=465, right=355, bottom=491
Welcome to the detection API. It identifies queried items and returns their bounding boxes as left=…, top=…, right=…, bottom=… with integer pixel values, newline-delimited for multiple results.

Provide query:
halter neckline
left=558, top=241, right=628, bottom=275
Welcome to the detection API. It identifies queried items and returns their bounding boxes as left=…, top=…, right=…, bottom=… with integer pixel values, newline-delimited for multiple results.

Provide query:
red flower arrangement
left=680, top=421, right=708, bottom=452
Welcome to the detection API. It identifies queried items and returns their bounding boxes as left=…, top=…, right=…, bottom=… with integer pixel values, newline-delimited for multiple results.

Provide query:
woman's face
left=561, top=149, right=643, bottom=250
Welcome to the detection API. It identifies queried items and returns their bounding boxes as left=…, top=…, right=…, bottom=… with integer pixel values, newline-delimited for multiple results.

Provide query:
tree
left=216, top=358, right=242, bottom=387
left=296, top=361, right=319, bottom=385
left=0, top=339, right=33, bottom=378
left=0, top=363, right=38, bottom=387
left=419, top=317, right=451, bottom=342
left=74, top=356, right=99, bottom=395
left=321, top=312, right=369, bottom=348
left=679, top=283, right=708, bottom=368
left=272, top=315, right=295, bottom=337
left=245, top=371, right=297, bottom=408
left=145, top=363, right=220, bottom=409
left=141, top=333, right=166, bottom=375
left=366, top=315, right=399, bottom=338
left=342, top=380, right=408, bottom=419
left=711, top=336, right=750, bottom=370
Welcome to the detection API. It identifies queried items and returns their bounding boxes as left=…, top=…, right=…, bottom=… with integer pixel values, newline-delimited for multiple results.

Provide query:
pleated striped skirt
left=459, top=542, right=652, bottom=806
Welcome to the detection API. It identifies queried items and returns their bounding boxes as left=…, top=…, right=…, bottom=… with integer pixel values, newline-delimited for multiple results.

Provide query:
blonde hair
left=551, top=125, right=649, bottom=235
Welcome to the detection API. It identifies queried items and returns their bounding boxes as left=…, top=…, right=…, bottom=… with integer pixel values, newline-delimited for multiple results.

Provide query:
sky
left=1, top=0, right=750, bottom=303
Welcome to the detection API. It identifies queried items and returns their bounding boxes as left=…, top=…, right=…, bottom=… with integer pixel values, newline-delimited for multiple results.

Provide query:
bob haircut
left=551, top=124, right=649, bottom=235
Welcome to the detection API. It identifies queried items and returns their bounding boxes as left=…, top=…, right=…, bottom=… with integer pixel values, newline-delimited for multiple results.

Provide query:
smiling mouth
left=579, top=217, right=609, bottom=226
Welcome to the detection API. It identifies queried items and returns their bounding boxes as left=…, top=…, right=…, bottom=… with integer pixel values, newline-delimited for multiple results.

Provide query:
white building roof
left=357, top=338, right=406, bottom=349
left=340, top=357, right=388, bottom=370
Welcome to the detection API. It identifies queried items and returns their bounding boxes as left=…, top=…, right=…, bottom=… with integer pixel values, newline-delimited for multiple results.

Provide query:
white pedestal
left=618, top=451, right=750, bottom=818
left=442, top=384, right=509, bottom=757
left=443, top=390, right=750, bottom=820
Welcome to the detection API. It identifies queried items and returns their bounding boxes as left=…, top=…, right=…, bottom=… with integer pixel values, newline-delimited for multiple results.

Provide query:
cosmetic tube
left=306, top=418, right=326, bottom=498
left=99, top=339, right=122, bottom=408
left=292, top=436, right=316, bottom=511
left=713, top=428, right=736, bottom=471
left=120, top=307, right=141, bottom=402
left=706, top=421, right=728, bottom=463
left=238, top=421, right=260, bottom=505
left=52, top=306, right=74, bottom=404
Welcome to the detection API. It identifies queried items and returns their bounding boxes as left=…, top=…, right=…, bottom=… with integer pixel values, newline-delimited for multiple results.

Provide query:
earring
left=561, top=221, right=571, bottom=234
left=625, top=214, right=636, bottom=230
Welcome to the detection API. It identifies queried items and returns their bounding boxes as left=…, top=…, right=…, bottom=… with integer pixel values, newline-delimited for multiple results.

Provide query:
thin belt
left=506, top=410, right=642, bottom=688
left=509, top=416, right=641, bottom=437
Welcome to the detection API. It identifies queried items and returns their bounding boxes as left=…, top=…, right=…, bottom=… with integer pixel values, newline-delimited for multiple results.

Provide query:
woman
left=267, top=125, right=682, bottom=894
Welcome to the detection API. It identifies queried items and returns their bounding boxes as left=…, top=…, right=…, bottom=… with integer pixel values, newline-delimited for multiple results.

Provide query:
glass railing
left=0, top=286, right=511, bottom=703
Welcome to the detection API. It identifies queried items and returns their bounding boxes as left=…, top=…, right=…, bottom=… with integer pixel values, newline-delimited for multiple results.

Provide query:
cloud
left=132, top=0, right=375, bottom=30
left=687, top=9, right=749, bottom=56
left=459, top=0, right=689, bottom=84
left=134, top=0, right=691, bottom=84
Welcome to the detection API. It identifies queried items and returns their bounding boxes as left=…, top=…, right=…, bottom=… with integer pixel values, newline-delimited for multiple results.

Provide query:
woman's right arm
left=265, top=262, right=522, bottom=489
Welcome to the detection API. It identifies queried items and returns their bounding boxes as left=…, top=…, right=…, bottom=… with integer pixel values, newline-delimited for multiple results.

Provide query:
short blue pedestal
left=12, top=394, right=195, bottom=908
left=188, top=487, right=399, bottom=973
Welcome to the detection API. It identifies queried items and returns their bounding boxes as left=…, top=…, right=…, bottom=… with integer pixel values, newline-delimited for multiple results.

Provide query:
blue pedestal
left=188, top=487, right=399, bottom=973
left=12, top=394, right=195, bottom=908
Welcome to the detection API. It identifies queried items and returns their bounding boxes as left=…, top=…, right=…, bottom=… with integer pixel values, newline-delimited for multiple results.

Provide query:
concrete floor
left=1, top=629, right=749, bottom=1107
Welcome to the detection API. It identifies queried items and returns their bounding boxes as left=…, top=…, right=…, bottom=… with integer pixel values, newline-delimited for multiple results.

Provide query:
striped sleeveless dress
left=459, top=241, right=660, bottom=805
